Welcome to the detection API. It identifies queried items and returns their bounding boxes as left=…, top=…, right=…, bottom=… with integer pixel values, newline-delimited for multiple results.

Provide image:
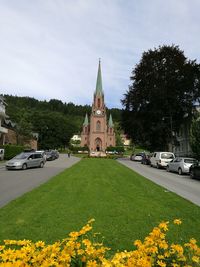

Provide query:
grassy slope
left=0, top=159, right=199, bottom=253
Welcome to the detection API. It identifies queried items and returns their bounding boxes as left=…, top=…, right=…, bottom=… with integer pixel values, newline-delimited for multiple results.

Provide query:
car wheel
left=190, top=170, right=194, bottom=179
left=22, top=163, right=27, bottom=170
left=178, top=168, right=182, bottom=175
left=166, top=166, right=170, bottom=172
left=156, top=164, right=160, bottom=169
left=40, top=162, right=44, bottom=168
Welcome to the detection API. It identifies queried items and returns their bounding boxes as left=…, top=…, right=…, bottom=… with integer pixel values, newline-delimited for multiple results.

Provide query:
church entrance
left=95, top=138, right=102, bottom=151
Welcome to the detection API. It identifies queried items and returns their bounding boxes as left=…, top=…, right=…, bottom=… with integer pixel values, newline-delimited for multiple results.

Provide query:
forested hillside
left=3, top=95, right=122, bottom=149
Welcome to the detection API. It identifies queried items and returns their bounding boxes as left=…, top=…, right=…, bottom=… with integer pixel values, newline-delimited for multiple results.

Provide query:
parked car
left=130, top=152, right=145, bottom=162
left=141, top=153, right=151, bottom=165
left=150, top=152, right=175, bottom=169
left=166, top=157, right=198, bottom=175
left=46, top=150, right=58, bottom=161
left=36, top=150, right=47, bottom=162
left=6, top=152, right=45, bottom=170
left=189, top=162, right=200, bottom=179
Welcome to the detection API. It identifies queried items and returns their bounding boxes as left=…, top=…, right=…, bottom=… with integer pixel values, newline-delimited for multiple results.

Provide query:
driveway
left=118, top=158, right=200, bottom=206
left=0, top=154, right=80, bottom=208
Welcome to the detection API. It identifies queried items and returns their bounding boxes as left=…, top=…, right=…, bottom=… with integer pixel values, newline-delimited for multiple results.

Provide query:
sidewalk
left=0, top=162, right=5, bottom=169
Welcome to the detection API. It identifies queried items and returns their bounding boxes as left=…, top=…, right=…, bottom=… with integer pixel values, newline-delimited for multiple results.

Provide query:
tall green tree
left=190, top=115, right=200, bottom=159
left=30, top=111, right=77, bottom=149
left=122, top=45, right=200, bottom=151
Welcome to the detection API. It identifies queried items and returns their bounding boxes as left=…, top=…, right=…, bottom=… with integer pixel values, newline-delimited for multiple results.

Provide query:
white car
left=166, top=157, right=198, bottom=175
left=150, top=152, right=175, bottom=169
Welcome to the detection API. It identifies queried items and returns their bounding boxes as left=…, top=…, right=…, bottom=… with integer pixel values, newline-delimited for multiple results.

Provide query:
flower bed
left=0, top=219, right=199, bottom=266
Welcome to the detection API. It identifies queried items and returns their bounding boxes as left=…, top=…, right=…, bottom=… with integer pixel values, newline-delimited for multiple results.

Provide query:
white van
left=150, top=152, right=175, bottom=169
left=0, top=148, right=5, bottom=160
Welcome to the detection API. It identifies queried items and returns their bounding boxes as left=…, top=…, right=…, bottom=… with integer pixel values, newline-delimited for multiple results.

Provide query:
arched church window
left=96, top=121, right=101, bottom=131
left=110, top=128, right=112, bottom=134
left=98, top=98, right=100, bottom=108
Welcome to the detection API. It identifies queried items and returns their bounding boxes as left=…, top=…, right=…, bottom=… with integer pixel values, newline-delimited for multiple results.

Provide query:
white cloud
left=0, top=0, right=200, bottom=108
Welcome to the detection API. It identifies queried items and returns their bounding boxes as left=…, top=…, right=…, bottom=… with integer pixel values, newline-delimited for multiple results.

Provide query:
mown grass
left=0, top=158, right=199, bottom=253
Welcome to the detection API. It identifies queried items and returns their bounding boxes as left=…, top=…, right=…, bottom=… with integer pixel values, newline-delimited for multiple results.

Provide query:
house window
left=96, top=121, right=101, bottom=131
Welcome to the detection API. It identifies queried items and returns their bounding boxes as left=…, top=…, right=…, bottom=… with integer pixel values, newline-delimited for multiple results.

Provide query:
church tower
left=80, top=60, right=115, bottom=155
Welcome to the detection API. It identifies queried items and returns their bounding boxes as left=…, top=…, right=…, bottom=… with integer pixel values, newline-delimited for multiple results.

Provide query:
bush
left=70, top=146, right=89, bottom=153
left=106, top=146, right=125, bottom=153
left=0, top=219, right=199, bottom=266
left=3, top=144, right=24, bottom=160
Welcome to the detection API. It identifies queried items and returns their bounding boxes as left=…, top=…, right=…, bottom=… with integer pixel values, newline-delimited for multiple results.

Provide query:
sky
left=0, top=0, right=200, bottom=108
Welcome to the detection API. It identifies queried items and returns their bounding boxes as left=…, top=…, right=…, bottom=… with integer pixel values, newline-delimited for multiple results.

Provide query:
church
left=80, top=61, right=116, bottom=155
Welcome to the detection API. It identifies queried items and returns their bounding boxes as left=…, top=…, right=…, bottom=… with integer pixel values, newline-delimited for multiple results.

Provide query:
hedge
left=2, top=144, right=24, bottom=160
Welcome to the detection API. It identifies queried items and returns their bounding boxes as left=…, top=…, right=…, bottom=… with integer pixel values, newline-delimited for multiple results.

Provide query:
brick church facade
left=80, top=61, right=115, bottom=154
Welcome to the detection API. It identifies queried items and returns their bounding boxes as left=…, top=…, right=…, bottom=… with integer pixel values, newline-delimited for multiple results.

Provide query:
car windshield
left=161, top=153, right=174, bottom=159
left=184, top=159, right=198, bottom=164
left=14, top=153, right=29, bottom=159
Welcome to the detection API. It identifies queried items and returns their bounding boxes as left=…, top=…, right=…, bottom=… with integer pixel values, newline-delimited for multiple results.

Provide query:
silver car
left=166, top=157, right=198, bottom=175
left=6, top=152, right=45, bottom=170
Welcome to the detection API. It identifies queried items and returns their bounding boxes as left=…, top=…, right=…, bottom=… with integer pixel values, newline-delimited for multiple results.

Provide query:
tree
left=190, top=115, right=200, bottom=160
left=122, top=45, right=200, bottom=151
left=30, top=111, right=78, bottom=149
left=15, top=111, right=33, bottom=145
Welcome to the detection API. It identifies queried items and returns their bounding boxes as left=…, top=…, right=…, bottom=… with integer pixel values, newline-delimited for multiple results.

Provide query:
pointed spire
left=95, top=59, right=104, bottom=96
left=83, top=113, right=89, bottom=126
left=108, top=114, right=114, bottom=128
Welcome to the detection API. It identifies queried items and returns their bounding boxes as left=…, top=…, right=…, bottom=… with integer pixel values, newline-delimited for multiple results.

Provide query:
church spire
left=108, top=114, right=114, bottom=128
left=83, top=113, right=89, bottom=126
left=95, top=59, right=104, bottom=96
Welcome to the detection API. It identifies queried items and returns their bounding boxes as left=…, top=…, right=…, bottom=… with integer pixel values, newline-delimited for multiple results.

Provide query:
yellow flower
left=88, top=218, right=95, bottom=224
left=35, top=241, right=45, bottom=248
left=192, top=256, right=199, bottom=263
left=159, top=221, right=169, bottom=231
left=157, top=260, right=166, bottom=267
left=173, top=219, right=182, bottom=225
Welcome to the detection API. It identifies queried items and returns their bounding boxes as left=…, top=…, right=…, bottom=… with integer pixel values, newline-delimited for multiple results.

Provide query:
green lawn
left=0, top=158, right=199, bottom=253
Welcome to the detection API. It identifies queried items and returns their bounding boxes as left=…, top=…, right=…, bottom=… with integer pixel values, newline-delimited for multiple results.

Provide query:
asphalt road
left=118, top=158, right=200, bottom=207
left=0, top=154, right=80, bottom=208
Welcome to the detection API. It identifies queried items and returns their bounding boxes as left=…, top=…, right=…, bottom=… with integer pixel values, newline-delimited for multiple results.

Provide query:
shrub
left=2, top=144, right=24, bottom=160
left=0, top=219, right=199, bottom=266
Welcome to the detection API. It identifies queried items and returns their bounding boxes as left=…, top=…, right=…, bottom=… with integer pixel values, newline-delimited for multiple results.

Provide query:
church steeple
left=83, top=113, right=89, bottom=126
left=108, top=114, right=114, bottom=128
left=95, top=59, right=104, bottom=96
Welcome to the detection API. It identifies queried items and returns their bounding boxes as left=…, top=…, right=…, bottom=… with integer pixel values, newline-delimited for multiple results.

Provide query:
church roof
left=108, top=114, right=114, bottom=128
left=95, top=59, right=104, bottom=96
left=83, top=113, right=89, bottom=126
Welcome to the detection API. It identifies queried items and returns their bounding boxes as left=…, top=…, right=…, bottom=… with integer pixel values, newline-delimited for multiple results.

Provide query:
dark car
left=46, top=150, right=59, bottom=161
left=190, top=162, right=200, bottom=179
left=141, top=154, right=151, bottom=165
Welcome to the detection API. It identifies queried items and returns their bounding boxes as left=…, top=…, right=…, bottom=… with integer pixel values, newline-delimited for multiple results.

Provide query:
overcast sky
left=0, top=0, right=200, bottom=108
